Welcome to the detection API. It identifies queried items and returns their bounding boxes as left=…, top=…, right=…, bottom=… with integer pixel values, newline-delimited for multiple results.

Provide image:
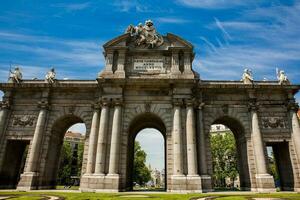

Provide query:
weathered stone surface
left=0, top=25, right=299, bottom=193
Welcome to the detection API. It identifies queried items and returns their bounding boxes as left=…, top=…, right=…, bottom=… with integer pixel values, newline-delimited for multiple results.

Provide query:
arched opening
left=0, top=90, right=4, bottom=101
left=42, top=115, right=86, bottom=189
left=209, top=116, right=251, bottom=191
left=266, top=142, right=294, bottom=191
left=126, top=113, right=167, bottom=191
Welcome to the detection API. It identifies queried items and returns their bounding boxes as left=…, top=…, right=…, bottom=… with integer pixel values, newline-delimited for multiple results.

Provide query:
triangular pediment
left=103, top=33, right=193, bottom=51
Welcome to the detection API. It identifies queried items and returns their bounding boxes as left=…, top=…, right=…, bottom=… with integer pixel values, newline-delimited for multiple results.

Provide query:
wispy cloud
left=196, top=3, right=300, bottom=83
left=111, top=0, right=172, bottom=13
left=51, top=2, right=91, bottom=12
left=177, top=0, right=253, bottom=9
left=156, top=17, right=189, bottom=24
left=0, top=31, right=103, bottom=80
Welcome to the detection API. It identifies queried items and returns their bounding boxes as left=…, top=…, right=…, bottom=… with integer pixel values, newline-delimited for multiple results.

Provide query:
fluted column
left=25, top=101, right=48, bottom=173
left=289, top=103, right=300, bottom=162
left=172, top=101, right=184, bottom=176
left=186, top=101, right=198, bottom=176
left=94, top=101, right=110, bottom=175
left=0, top=101, right=9, bottom=140
left=108, top=101, right=122, bottom=176
left=171, top=51, right=181, bottom=75
left=85, top=104, right=100, bottom=174
left=250, top=105, right=268, bottom=175
left=197, top=103, right=208, bottom=175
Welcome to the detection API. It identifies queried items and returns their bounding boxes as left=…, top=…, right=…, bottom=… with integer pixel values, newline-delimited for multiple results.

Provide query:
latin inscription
left=133, top=58, right=164, bottom=71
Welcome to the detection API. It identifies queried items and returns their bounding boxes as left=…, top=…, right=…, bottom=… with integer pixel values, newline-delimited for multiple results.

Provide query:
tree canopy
left=133, top=141, right=151, bottom=186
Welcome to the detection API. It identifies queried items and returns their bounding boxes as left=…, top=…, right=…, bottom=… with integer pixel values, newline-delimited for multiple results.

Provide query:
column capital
left=197, top=102, right=205, bottom=110
left=185, top=99, right=196, bottom=107
left=248, top=100, right=259, bottom=112
left=286, top=101, right=299, bottom=112
left=38, top=100, right=49, bottom=110
left=92, top=102, right=101, bottom=110
left=0, top=100, right=10, bottom=110
left=172, top=99, right=183, bottom=107
left=112, top=98, right=123, bottom=106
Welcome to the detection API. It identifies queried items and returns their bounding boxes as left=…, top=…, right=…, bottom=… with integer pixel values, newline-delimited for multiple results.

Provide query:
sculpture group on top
left=241, top=67, right=290, bottom=85
left=125, top=20, right=164, bottom=48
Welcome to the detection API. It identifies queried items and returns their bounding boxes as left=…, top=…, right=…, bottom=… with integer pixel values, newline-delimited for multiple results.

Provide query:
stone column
left=94, top=101, right=109, bottom=175
left=107, top=101, right=122, bottom=176
left=172, top=101, right=184, bottom=176
left=25, top=101, right=48, bottom=173
left=85, top=104, right=100, bottom=174
left=0, top=101, right=9, bottom=141
left=250, top=103, right=275, bottom=191
left=197, top=103, right=208, bottom=175
left=186, top=101, right=198, bottom=176
left=289, top=103, right=300, bottom=163
left=0, top=101, right=10, bottom=172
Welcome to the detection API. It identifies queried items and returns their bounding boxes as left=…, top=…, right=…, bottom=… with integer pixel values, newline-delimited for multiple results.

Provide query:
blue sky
left=1, top=0, right=300, bottom=170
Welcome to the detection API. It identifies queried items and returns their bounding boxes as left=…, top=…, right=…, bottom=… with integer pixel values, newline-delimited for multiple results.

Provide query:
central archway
left=126, top=113, right=167, bottom=191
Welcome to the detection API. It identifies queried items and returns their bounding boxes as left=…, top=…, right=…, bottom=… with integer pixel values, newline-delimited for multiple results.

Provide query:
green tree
left=77, top=142, right=84, bottom=177
left=57, top=141, right=72, bottom=185
left=211, top=132, right=238, bottom=188
left=133, top=141, right=151, bottom=187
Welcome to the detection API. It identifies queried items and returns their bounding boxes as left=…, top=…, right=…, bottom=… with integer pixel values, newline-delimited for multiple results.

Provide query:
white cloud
left=0, top=31, right=103, bottom=80
left=51, top=2, right=91, bottom=12
left=67, top=123, right=86, bottom=135
left=177, top=0, right=251, bottom=9
left=156, top=17, right=190, bottom=24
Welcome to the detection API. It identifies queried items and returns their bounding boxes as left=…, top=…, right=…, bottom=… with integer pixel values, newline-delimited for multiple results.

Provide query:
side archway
left=41, top=114, right=86, bottom=188
left=207, top=115, right=251, bottom=190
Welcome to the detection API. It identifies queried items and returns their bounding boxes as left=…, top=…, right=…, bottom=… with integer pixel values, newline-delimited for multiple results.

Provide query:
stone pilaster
left=107, top=100, right=122, bottom=176
left=94, top=101, right=110, bottom=175
left=105, top=51, right=114, bottom=74
left=115, top=49, right=126, bottom=78
left=197, top=102, right=212, bottom=192
left=183, top=52, right=193, bottom=78
left=17, top=100, right=48, bottom=190
left=85, top=104, right=100, bottom=175
left=171, top=51, right=181, bottom=75
left=249, top=102, right=275, bottom=192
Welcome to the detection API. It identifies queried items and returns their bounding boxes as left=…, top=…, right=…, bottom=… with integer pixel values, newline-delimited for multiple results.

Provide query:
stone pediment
left=100, top=20, right=195, bottom=79
left=103, top=33, right=193, bottom=51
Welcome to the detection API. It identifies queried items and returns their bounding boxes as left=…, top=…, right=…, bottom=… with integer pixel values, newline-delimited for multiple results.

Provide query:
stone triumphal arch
left=0, top=21, right=300, bottom=192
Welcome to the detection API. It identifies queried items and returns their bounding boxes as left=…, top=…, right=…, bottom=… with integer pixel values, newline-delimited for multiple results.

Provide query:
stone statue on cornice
left=125, top=20, right=164, bottom=48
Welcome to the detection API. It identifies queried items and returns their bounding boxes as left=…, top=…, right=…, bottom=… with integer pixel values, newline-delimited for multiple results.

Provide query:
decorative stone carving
left=241, top=68, right=253, bottom=84
left=8, top=67, right=22, bottom=83
left=262, top=117, right=286, bottom=129
left=276, top=68, right=290, bottom=85
left=45, top=68, right=56, bottom=84
left=0, top=100, right=10, bottom=109
left=13, top=115, right=36, bottom=127
left=125, top=20, right=164, bottom=48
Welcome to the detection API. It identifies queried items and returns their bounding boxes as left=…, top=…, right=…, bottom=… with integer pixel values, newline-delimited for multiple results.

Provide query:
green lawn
left=0, top=191, right=300, bottom=200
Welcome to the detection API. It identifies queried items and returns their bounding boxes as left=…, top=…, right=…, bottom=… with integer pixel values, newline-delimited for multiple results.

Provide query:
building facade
left=0, top=22, right=300, bottom=192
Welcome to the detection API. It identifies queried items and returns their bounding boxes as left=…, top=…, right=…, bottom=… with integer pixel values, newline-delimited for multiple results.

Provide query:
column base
left=80, top=174, right=120, bottom=191
left=255, top=174, right=276, bottom=192
left=17, top=172, right=39, bottom=191
left=170, top=174, right=202, bottom=192
left=200, top=175, right=213, bottom=192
